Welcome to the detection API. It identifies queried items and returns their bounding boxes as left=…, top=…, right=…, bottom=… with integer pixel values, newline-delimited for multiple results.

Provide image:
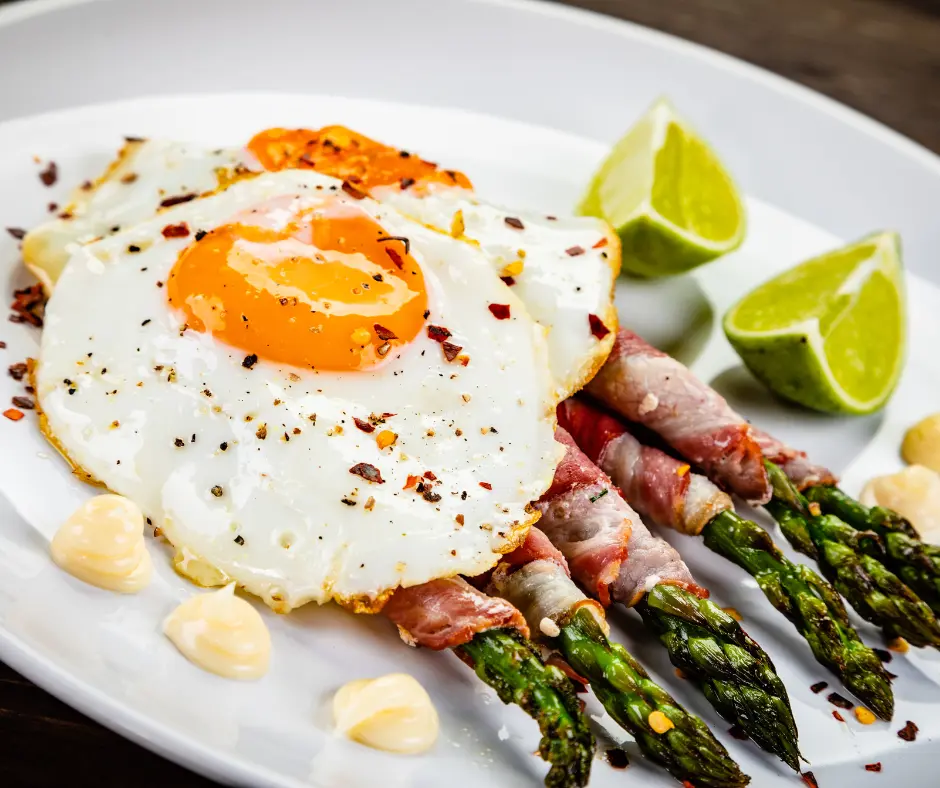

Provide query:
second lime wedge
left=578, top=98, right=746, bottom=277
left=723, top=231, right=906, bottom=415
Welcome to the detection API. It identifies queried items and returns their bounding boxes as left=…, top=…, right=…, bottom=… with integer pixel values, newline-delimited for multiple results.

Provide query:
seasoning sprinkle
left=898, top=720, right=918, bottom=741
left=242, top=354, right=258, bottom=369
left=810, top=681, right=828, bottom=694
left=2, top=408, right=24, bottom=422
left=353, top=417, right=375, bottom=433
left=442, top=341, right=463, bottom=362
left=565, top=245, right=585, bottom=257
left=210, top=485, right=224, bottom=497
left=39, top=160, right=58, bottom=186
left=864, top=763, right=882, bottom=773
left=589, top=313, right=611, bottom=340
left=5, top=227, right=26, bottom=240
left=234, top=535, right=245, bottom=545
left=161, top=222, right=190, bottom=238
left=589, top=489, right=608, bottom=503
left=427, top=325, right=452, bottom=343
left=479, top=482, right=492, bottom=490
left=160, top=193, right=197, bottom=208
left=604, top=748, right=629, bottom=770
left=374, top=323, right=397, bottom=341
left=504, top=216, right=524, bottom=230
left=350, top=463, right=385, bottom=484
left=11, top=396, right=34, bottom=410
left=488, top=303, right=511, bottom=320
left=827, top=692, right=853, bottom=710
left=800, top=772, right=818, bottom=788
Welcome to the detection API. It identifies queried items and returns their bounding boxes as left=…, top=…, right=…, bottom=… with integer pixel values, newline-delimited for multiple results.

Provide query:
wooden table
left=1, top=1, right=938, bottom=786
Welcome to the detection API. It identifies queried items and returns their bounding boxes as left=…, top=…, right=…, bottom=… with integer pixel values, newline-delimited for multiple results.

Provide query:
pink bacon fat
left=585, top=329, right=772, bottom=503
left=751, top=427, right=837, bottom=491
left=538, top=428, right=705, bottom=608
left=559, top=398, right=732, bottom=536
left=382, top=576, right=529, bottom=650
left=489, top=527, right=608, bottom=640
left=535, top=429, right=632, bottom=606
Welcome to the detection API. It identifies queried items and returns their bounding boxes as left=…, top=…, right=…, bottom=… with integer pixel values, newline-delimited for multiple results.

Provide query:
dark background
left=1, top=0, right=938, bottom=786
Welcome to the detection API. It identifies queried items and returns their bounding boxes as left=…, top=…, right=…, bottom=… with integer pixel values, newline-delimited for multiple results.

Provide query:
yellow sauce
left=861, top=464, right=940, bottom=543
left=164, top=584, right=271, bottom=680
left=333, top=673, right=439, bottom=754
left=50, top=494, right=152, bottom=592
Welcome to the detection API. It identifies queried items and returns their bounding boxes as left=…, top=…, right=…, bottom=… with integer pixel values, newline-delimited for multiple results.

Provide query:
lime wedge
left=723, top=231, right=906, bottom=414
left=578, top=98, right=746, bottom=277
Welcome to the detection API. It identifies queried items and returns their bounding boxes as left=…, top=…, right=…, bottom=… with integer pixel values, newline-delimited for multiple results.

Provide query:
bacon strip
left=382, top=576, right=529, bottom=650
left=535, top=429, right=633, bottom=606
left=539, top=428, right=703, bottom=608
left=489, top=528, right=607, bottom=639
left=559, top=398, right=732, bottom=536
left=586, top=329, right=773, bottom=502
left=751, top=427, right=837, bottom=491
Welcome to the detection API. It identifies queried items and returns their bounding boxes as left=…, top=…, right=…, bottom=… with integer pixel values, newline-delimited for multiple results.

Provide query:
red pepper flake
left=47, top=202, right=58, bottom=212
left=39, top=160, right=58, bottom=186
left=2, top=408, right=24, bottom=421
left=162, top=222, right=190, bottom=238
left=377, top=235, right=411, bottom=255
left=427, top=325, right=452, bottom=343
left=160, top=193, right=197, bottom=208
left=827, top=692, right=853, bottom=710
left=350, top=462, right=385, bottom=484
left=865, top=763, right=882, bottom=773
left=488, top=304, right=511, bottom=320
left=479, top=481, right=492, bottom=490
left=565, top=245, right=585, bottom=257
left=8, top=362, right=28, bottom=381
left=442, top=341, right=462, bottom=362
left=588, top=313, right=610, bottom=340
left=810, top=681, right=828, bottom=694
left=385, top=247, right=404, bottom=269
left=10, top=284, right=45, bottom=328
left=604, top=748, right=629, bottom=769
left=374, top=324, right=397, bottom=341
left=5, top=227, right=26, bottom=240
left=832, top=711, right=845, bottom=722
left=353, top=417, right=375, bottom=433
left=898, top=720, right=919, bottom=741
left=11, top=396, right=34, bottom=410
left=727, top=724, right=748, bottom=740
left=124, top=135, right=147, bottom=143
left=500, top=275, right=516, bottom=286
left=800, top=772, right=818, bottom=788
left=403, top=474, right=420, bottom=489
left=592, top=237, right=609, bottom=249
left=0, top=341, right=5, bottom=349
left=504, top=216, right=524, bottom=230
left=423, top=471, right=437, bottom=481
left=341, top=179, right=368, bottom=200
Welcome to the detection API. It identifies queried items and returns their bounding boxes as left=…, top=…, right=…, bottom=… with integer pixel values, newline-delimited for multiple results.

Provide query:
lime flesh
left=723, top=231, right=906, bottom=414
left=578, top=98, right=746, bottom=277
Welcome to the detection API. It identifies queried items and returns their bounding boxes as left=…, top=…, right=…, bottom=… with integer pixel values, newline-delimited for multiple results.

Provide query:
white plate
left=0, top=3, right=939, bottom=788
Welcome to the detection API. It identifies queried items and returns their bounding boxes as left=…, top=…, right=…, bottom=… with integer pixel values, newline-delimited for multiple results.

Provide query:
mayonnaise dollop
left=861, top=465, right=940, bottom=544
left=164, top=583, right=271, bottom=680
left=333, top=673, right=439, bottom=754
left=50, top=493, right=152, bottom=592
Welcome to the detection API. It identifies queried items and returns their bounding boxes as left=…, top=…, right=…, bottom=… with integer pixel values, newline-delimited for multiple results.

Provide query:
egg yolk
left=167, top=199, right=427, bottom=371
left=247, top=126, right=472, bottom=193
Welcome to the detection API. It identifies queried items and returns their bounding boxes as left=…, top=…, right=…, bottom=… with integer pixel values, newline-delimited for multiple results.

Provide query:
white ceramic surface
left=0, top=2, right=938, bottom=788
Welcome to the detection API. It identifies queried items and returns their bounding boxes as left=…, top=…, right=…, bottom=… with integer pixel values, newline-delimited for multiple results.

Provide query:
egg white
left=36, top=170, right=561, bottom=612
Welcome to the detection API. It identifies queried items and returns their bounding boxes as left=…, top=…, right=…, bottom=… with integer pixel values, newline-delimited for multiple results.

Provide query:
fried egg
left=36, top=169, right=561, bottom=612
left=26, top=127, right=618, bottom=400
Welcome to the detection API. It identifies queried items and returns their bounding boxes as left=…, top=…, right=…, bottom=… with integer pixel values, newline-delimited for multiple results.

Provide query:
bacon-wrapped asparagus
left=384, top=577, right=593, bottom=787
left=559, top=397, right=894, bottom=720
left=490, top=528, right=748, bottom=787
left=536, top=429, right=800, bottom=770
left=588, top=328, right=940, bottom=647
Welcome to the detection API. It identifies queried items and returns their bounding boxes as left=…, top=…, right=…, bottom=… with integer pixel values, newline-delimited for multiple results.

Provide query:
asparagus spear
left=558, top=606, right=748, bottom=787
left=703, top=510, right=894, bottom=719
left=636, top=583, right=801, bottom=771
left=457, top=628, right=594, bottom=788
left=765, top=462, right=940, bottom=648
left=806, top=485, right=940, bottom=615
